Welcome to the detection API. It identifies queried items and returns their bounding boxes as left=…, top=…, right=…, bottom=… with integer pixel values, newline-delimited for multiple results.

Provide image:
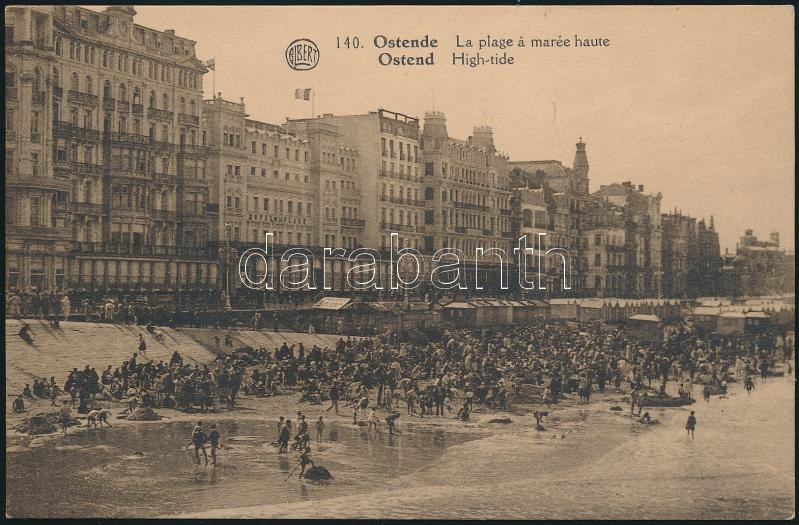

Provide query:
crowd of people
left=12, top=313, right=793, bottom=444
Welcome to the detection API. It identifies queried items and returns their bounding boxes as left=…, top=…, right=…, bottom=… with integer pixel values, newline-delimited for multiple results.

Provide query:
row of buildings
left=5, top=5, right=793, bottom=301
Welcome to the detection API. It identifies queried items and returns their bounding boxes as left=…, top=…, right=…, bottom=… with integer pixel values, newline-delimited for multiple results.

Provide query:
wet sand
left=6, top=370, right=794, bottom=519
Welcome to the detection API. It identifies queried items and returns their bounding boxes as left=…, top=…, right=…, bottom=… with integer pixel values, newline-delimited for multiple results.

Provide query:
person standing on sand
left=315, top=416, right=325, bottom=442
left=58, top=400, right=71, bottom=436
left=208, top=424, right=221, bottom=466
left=685, top=410, right=696, bottom=439
left=744, top=376, right=756, bottom=396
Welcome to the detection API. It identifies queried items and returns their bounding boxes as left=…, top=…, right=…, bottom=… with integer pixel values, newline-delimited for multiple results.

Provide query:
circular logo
left=285, top=39, right=320, bottom=71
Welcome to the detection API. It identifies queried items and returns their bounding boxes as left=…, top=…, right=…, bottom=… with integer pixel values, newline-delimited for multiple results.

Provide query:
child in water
left=685, top=411, right=696, bottom=439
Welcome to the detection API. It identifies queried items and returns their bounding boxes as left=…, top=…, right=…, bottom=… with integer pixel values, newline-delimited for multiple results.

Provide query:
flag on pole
left=295, top=88, right=312, bottom=101
left=204, top=58, right=215, bottom=71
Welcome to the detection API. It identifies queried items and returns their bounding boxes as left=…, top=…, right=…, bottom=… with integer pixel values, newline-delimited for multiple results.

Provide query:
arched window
left=55, top=38, right=62, bottom=56
left=118, top=83, right=126, bottom=101
left=52, top=67, right=60, bottom=88
left=149, top=91, right=156, bottom=109
left=85, top=75, right=93, bottom=94
left=71, top=72, right=79, bottom=91
left=179, top=97, right=186, bottom=114
left=162, top=93, right=169, bottom=111
left=133, top=87, right=141, bottom=105
left=103, top=80, right=111, bottom=98
left=102, top=50, right=108, bottom=67
left=189, top=99, right=196, bottom=116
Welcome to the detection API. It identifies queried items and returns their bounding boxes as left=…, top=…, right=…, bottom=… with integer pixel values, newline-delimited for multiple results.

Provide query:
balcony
left=454, top=226, right=466, bottom=234
left=483, top=229, right=494, bottom=236
left=5, top=130, right=16, bottom=141
left=380, top=222, right=415, bottom=233
left=341, top=217, right=366, bottom=228
left=69, top=242, right=212, bottom=258
left=32, top=91, right=46, bottom=104
left=131, top=103, right=144, bottom=115
left=415, top=225, right=426, bottom=233
left=31, top=133, right=41, bottom=144
left=147, top=107, right=173, bottom=121
left=53, top=86, right=63, bottom=98
left=106, top=131, right=151, bottom=146
left=502, top=231, right=516, bottom=239
left=151, top=139, right=176, bottom=153
left=178, top=113, right=200, bottom=126
left=53, top=158, right=74, bottom=172
left=152, top=209, right=177, bottom=222
left=178, top=143, right=209, bottom=156
left=68, top=90, right=99, bottom=106
left=500, top=209, right=512, bottom=216
left=102, top=97, right=116, bottom=111
left=75, top=162, right=104, bottom=176
left=7, top=224, right=68, bottom=239
left=117, top=100, right=130, bottom=113
left=6, top=87, right=18, bottom=100
left=71, top=202, right=104, bottom=215
left=6, top=173, right=71, bottom=191
left=54, top=120, right=73, bottom=134
left=73, top=127, right=101, bottom=141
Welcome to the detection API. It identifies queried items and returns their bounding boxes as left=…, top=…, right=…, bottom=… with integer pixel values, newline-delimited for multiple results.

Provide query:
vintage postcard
left=4, top=4, right=794, bottom=520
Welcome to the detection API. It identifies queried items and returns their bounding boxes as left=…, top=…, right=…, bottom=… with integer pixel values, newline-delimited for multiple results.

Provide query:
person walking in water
left=685, top=410, right=697, bottom=440
left=187, top=421, right=209, bottom=465
left=744, top=376, right=756, bottom=396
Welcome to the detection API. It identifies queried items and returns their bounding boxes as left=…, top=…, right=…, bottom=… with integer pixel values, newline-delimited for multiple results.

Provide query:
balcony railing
left=54, top=120, right=73, bottom=134
left=75, top=162, right=104, bottom=176
left=53, top=86, right=63, bottom=98
left=6, top=87, right=18, bottom=100
left=178, top=143, right=209, bottom=156
left=32, top=91, right=46, bottom=104
left=147, top=107, right=173, bottom=121
left=31, top=133, right=41, bottom=144
left=131, top=103, right=144, bottom=115
left=341, top=217, right=366, bottom=228
left=152, top=209, right=177, bottom=222
left=117, top=100, right=130, bottom=112
left=6, top=130, right=16, bottom=141
left=380, top=222, right=415, bottom=233
left=181, top=202, right=206, bottom=217
left=102, top=97, right=116, bottom=110
left=106, top=131, right=151, bottom=146
left=178, top=113, right=199, bottom=126
left=70, top=202, right=104, bottom=215
left=68, top=90, right=99, bottom=106
left=7, top=173, right=71, bottom=191
left=69, top=242, right=213, bottom=258
left=500, top=209, right=512, bottom=216
left=454, top=226, right=466, bottom=234
left=73, top=127, right=101, bottom=141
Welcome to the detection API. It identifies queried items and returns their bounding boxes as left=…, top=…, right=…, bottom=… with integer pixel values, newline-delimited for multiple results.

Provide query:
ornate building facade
left=5, top=5, right=217, bottom=294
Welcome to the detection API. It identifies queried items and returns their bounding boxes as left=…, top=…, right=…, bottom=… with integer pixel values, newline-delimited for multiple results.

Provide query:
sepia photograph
left=4, top=4, right=795, bottom=519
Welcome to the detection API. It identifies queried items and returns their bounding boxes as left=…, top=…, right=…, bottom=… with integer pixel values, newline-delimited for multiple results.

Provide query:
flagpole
left=311, top=87, right=315, bottom=118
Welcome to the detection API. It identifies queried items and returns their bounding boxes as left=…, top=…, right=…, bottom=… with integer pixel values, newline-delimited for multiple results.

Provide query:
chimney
left=770, top=232, right=780, bottom=246
left=165, top=29, right=175, bottom=35
left=638, top=184, right=644, bottom=192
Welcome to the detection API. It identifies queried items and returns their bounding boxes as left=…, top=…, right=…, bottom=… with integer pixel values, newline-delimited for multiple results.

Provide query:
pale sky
left=91, top=5, right=794, bottom=252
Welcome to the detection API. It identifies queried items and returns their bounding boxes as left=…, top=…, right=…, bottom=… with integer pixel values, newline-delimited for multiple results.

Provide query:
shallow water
left=5, top=417, right=478, bottom=518
left=6, top=378, right=794, bottom=519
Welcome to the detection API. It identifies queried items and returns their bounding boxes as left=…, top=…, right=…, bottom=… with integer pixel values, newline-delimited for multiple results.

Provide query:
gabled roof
left=510, top=160, right=569, bottom=179
left=628, top=314, right=660, bottom=322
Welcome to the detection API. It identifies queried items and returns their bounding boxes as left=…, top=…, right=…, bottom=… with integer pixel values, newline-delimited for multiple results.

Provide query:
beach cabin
left=624, top=313, right=662, bottom=343
left=691, top=306, right=721, bottom=332
left=717, top=311, right=746, bottom=336
left=440, top=301, right=478, bottom=328
left=577, top=299, right=604, bottom=322
left=549, top=298, right=578, bottom=320
left=510, top=300, right=550, bottom=323
left=471, top=300, right=514, bottom=327
left=744, top=310, right=772, bottom=334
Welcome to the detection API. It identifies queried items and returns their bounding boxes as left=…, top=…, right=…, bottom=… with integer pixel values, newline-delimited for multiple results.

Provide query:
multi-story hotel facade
left=5, top=5, right=218, bottom=294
